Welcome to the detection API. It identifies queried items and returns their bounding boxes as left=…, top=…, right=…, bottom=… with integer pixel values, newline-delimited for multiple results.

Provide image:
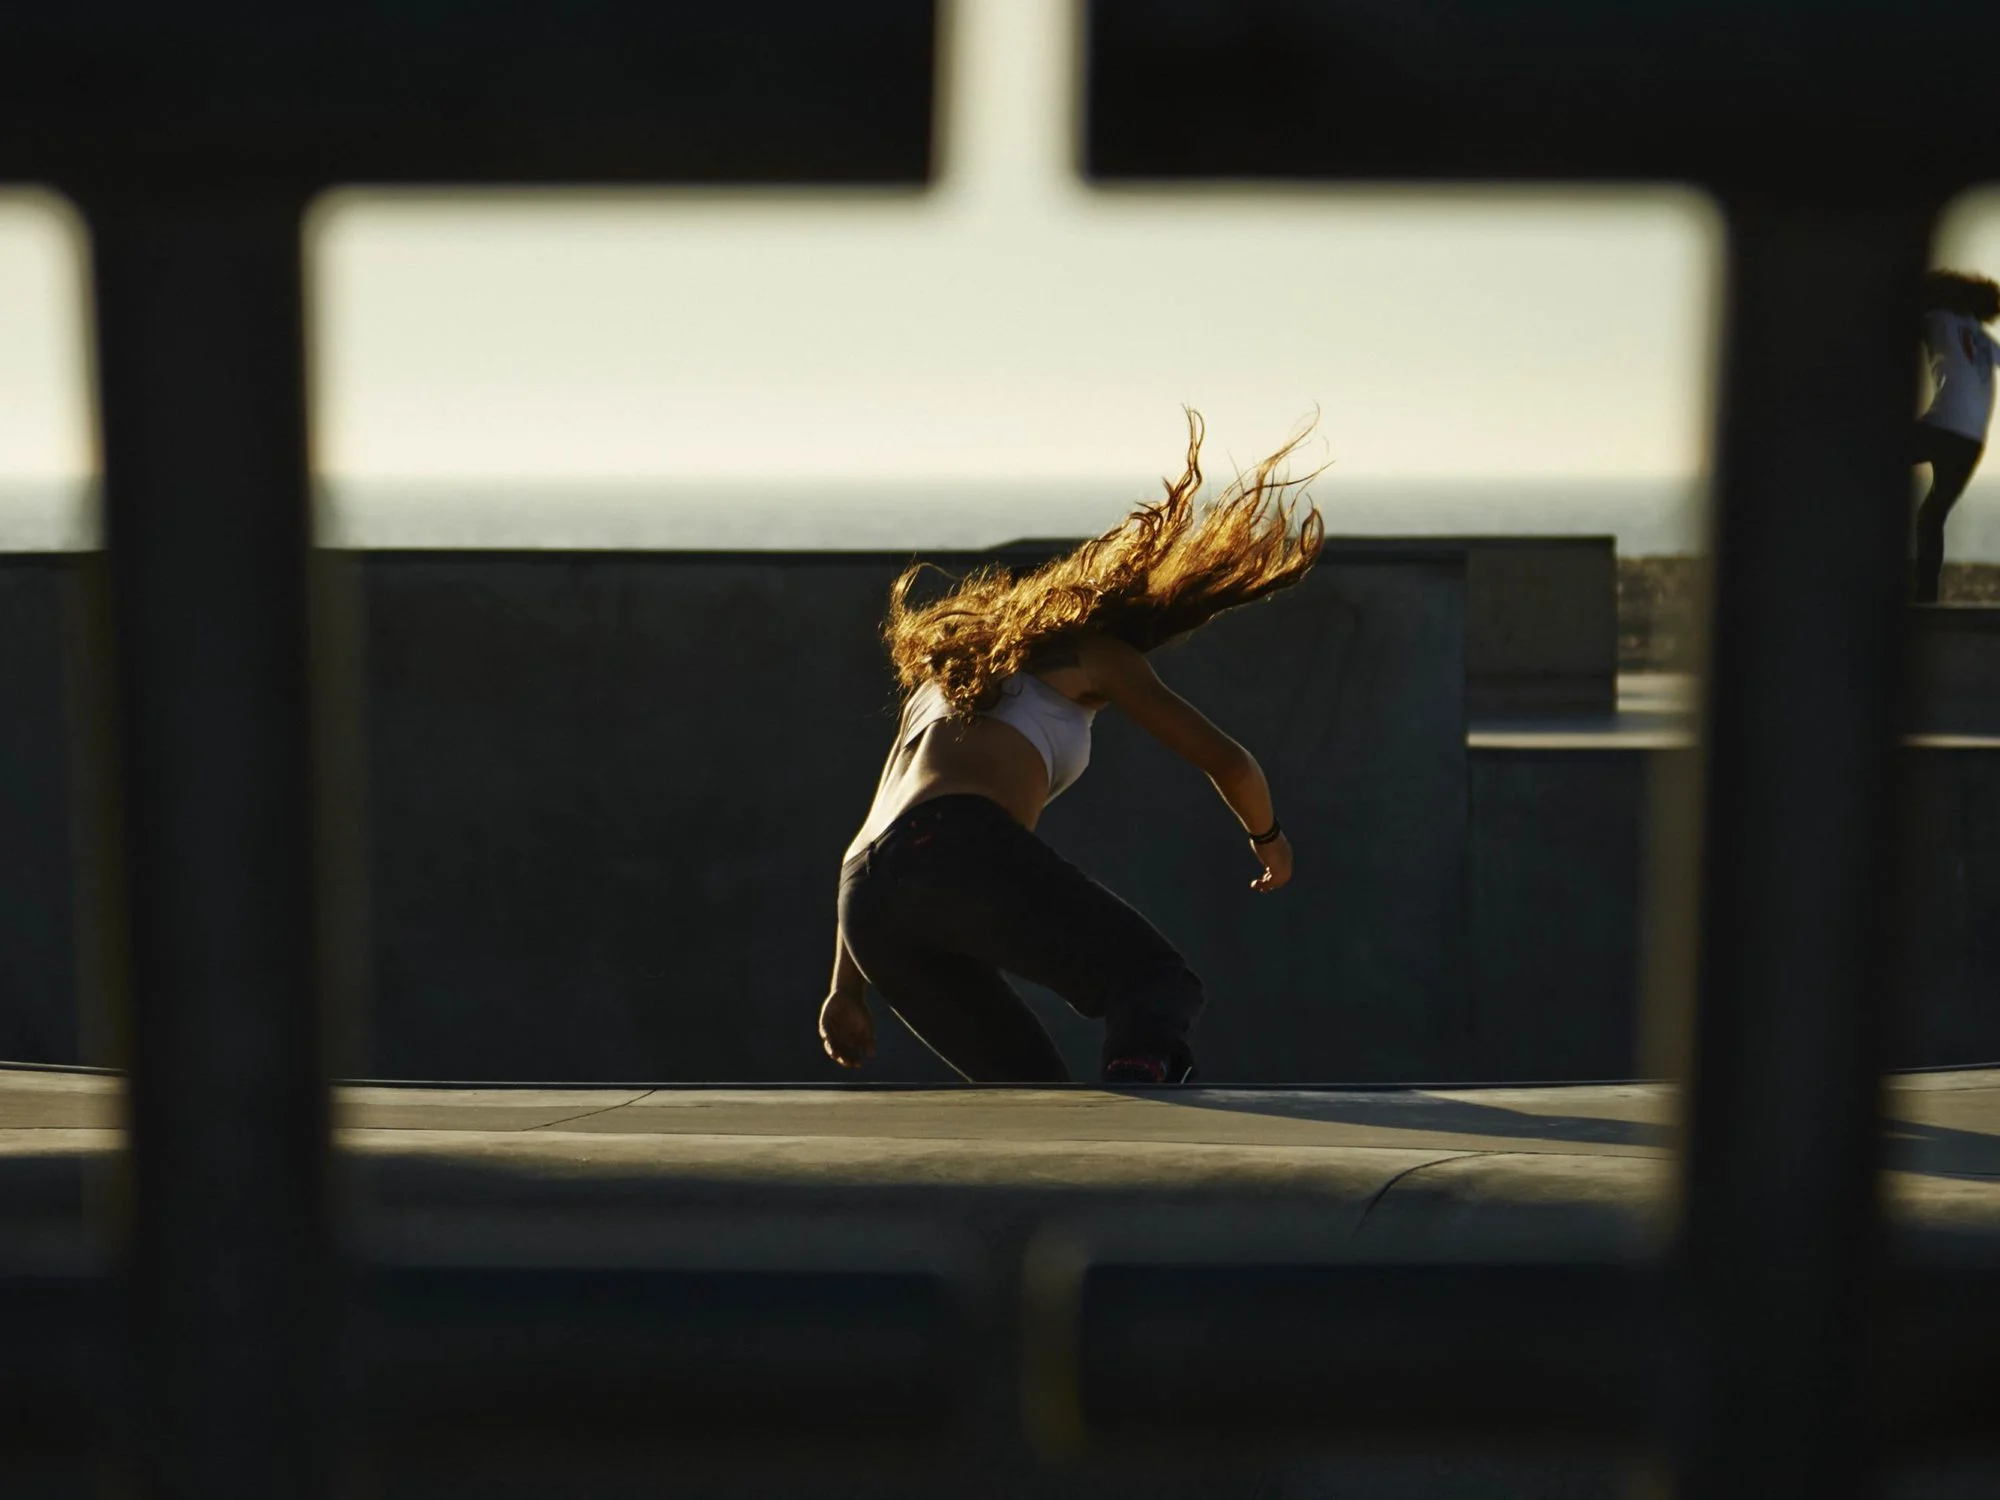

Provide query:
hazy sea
left=6, top=475, right=2000, bottom=558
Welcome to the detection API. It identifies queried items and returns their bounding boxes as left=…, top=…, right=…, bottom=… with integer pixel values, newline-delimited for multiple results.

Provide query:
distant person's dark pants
left=838, top=794, right=1205, bottom=1083
left=1913, top=422, right=1986, bottom=604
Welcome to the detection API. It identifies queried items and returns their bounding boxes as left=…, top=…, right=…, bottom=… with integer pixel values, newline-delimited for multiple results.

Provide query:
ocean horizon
left=5, top=474, right=1999, bottom=559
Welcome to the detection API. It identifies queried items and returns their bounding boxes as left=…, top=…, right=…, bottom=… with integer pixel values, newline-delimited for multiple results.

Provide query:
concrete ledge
left=1465, top=673, right=2000, bottom=1076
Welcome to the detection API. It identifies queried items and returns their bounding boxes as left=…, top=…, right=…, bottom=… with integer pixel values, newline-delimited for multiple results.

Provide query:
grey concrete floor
left=5, top=1064, right=1997, bottom=1253
left=4, top=1064, right=1996, bottom=1499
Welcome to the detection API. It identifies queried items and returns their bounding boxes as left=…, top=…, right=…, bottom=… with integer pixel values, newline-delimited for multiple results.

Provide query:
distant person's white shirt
left=1919, top=309, right=2000, bottom=444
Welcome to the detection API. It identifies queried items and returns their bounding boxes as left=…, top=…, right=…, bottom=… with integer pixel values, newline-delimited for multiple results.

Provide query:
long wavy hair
left=884, top=412, right=1326, bottom=716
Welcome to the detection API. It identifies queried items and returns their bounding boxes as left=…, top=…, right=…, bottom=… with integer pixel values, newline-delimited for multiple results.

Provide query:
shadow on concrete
left=1141, top=1087, right=1676, bottom=1151
left=1884, top=1119, right=2000, bottom=1179
left=1143, top=1087, right=2000, bottom=1180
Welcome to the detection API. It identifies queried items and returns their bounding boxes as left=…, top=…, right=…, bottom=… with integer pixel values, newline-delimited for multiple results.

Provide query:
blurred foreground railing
left=2, top=0, right=1999, bottom=1495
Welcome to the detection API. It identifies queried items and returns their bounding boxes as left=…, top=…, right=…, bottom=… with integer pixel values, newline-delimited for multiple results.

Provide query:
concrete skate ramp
left=7, top=1063, right=1998, bottom=1259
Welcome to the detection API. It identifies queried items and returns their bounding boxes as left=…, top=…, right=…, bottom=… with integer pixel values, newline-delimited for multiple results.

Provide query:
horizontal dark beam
left=0, top=0, right=935, bottom=186
left=0, top=1260, right=967, bottom=1462
left=350, top=1263, right=971, bottom=1456
left=1881, top=1267, right=2000, bottom=1452
left=1054, top=1263, right=1660, bottom=1445
left=1086, top=0, right=2000, bottom=188
left=0, top=1264, right=114, bottom=1458
left=5, top=1260, right=1997, bottom=1456
left=1033, top=1261, right=2000, bottom=1452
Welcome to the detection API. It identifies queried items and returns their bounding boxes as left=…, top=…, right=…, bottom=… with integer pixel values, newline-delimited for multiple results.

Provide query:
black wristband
left=1249, top=819, right=1283, bottom=845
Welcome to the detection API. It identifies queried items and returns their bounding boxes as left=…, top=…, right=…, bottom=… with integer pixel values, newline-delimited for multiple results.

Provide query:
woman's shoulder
left=1072, top=630, right=1146, bottom=674
left=1036, top=632, right=1141, bottom=708
left=901, top=675, right=953, bottom=722
left=1020, top=633, right=1083, bottom=673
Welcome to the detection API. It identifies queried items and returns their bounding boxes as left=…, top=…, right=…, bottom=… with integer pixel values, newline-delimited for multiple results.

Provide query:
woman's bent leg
left=926, top=825, right=1206, bottom=1077
left=1913, top=428, right=1982, bottom=603
left=839, top=836, right=1070, bottom=1083
left=854, top=943, right=1071, bottom=1083
left=1915, top=476, right=1960, bottom=603
left=839, top=795, right=1200, bottom=1082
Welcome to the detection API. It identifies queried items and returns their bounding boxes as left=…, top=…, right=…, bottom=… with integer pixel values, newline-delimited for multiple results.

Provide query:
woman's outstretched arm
left=829, top=926, right=865, bottom=996
left=1078, top=633, right=1295, bottom=892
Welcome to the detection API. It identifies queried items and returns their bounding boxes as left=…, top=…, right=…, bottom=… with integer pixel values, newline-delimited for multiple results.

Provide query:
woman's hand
left=1250, top=832, right=1293, bottom=893
left=819, top=988, right=876, bottom=1069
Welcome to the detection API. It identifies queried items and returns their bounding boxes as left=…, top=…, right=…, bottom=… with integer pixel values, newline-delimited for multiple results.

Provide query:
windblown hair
left=1924, top=269, right=2000, bottom=323
left=884, top=412, right=1326, bottom=716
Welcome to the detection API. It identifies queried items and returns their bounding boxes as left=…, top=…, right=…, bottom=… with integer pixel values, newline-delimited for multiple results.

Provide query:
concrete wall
left=1467, top=741, right=2000, bottom=1076
left=356, top=546, right=1471, bottom=1084
left=1467, top=748, right=1644, bottom=1079
left=356, top=551, right=910, bottom=1082
left=7, top=542, right=1995, bottom=1082
left=1909, top=604, right=2000, bottom=736
left=1894, top=746, right=2000, bottom=1065
left=1462, top=538, right=1617, bottom=718
left=1028, top=551, right=1470, bottom=1083
left=0, top=558, right=81, bottom=1065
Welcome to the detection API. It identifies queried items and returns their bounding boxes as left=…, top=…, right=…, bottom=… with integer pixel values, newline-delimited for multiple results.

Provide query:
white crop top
left=912, top=673, right=1098, bottom=798
left=1920, top=309, right=2000, bottom=443
left=843, top=673, right=1099, bottom=860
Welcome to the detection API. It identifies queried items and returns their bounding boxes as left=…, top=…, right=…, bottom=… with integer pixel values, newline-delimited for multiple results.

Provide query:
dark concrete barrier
left=355, top=545, right=1471, bottom=1084
left=1461, top=537, right=1618, bottom=718
left=1908, top=605, right=2000, bottom=737
left=1031, top=549, right=1470, bottom=1082
left=0, top=558, right=81, bottom=1066
left=1467, top=739, right=2000, bottom=1076
left=7, top=544, right=2000, bottom=1082
left=1894, top=745, right=2000, bottom=1066
left=0, top=545, right=1473, bottom=1081
left=1467, top=747, right=1645, bottom=1079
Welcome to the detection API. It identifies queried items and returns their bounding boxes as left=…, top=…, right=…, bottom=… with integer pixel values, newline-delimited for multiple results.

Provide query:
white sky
left=306, top=0, right=1722, bottom=484
left=2, top=0, right=1997, bottom=497
left=0, top=189, right=90, bottom=485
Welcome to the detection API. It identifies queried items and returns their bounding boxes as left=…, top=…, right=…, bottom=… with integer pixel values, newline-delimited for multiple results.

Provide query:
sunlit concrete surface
left=1470, top=670, right=2000, bottom=750
left=4, top=1064, right=1997, bottom=1258
left=4, top=1063, right=1996, bottom=1498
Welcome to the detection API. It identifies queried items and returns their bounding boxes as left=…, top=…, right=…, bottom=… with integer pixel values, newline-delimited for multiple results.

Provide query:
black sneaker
left=1103, top=1056, right=1168, bottom=1085
left=1101, top=1045, right=1198, bottom=1086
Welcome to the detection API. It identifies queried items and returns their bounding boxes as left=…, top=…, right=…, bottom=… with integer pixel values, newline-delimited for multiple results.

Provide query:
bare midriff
left=869, top=665, right=1104, bottom=835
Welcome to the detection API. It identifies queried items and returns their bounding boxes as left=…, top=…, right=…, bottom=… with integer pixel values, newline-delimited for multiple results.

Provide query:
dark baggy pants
left=1913, top=422, right=1986, bottom=604
left=837, top=794, right=1205, bottom=1084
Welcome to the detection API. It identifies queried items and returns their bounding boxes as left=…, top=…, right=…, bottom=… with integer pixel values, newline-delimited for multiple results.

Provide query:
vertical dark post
left=86, top=189, right=331, bottom=1498
left=1679, top=194, right=1931, bottom=1496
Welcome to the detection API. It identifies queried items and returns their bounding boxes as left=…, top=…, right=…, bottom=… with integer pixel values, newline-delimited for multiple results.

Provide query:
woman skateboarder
left=1913, top=269, right=2000, bottom=602
left=819, top=414, right=1324, bottom=1085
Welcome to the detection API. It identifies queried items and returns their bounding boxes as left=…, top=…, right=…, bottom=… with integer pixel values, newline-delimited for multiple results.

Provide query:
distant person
left=1913, top=269, right=2000, bottom=603
left=819, top=415, right=1324, bottom=1085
